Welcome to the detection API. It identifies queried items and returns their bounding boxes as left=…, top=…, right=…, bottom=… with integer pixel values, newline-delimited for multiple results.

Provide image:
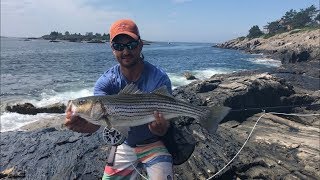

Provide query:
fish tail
left=199, top=106, right=231, bottom=134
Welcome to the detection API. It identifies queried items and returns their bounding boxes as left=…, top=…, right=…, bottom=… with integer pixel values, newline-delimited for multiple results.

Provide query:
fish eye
left=78, top=99, right=86, bottom=105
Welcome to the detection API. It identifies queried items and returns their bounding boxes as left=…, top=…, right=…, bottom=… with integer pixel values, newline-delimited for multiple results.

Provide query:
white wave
left=0, top=112, right=62, bottom=132
left=2, top=88, right=93, bottom=109
left=168, top=68, right=232, bottom=89
left=168, top=73, right=196, bottom=89
left=30, top=88, right=93, bottom=107
left=1, top=88, right=93, bottom=131
left=248, top=58, right=282, bottom=67
left=192, top=68, right=232, bottom=79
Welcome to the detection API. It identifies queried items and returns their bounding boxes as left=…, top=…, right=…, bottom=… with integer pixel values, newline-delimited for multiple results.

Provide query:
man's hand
left=65, top=107, right=100, bottom=133
left=148, top=111, right=170, bottom=136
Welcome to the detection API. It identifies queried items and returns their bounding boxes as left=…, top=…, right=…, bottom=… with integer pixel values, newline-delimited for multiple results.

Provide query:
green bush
left=238, top=36, right=246, bottom=41
left=262, top=33, right=276, bottom=39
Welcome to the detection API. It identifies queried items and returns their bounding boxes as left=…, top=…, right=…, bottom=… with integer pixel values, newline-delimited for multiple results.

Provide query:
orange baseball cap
left=109, top=19, right=140, bottom=42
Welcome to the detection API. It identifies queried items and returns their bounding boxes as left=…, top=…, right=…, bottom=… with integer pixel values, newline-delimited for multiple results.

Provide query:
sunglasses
left=111, top=41, right=139, bottom=51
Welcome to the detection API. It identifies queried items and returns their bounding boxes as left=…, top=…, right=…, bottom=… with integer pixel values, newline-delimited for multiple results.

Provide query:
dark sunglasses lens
left=112, top=43, right=124, bottom=51
left=127, top=41, right=138, bottom=50
left=112, top=41, right=139, bottom=51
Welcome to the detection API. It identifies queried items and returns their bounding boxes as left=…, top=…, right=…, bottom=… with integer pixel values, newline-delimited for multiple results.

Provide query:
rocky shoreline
left=1, top=29, right=319, bottom=179
left=213, top=29, right=319, bottom=64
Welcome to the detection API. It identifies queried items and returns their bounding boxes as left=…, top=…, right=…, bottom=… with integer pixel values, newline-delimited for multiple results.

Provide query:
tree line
left=42, top=31, right=110, bottom=42
left=247, top=5, right=319, bottom=39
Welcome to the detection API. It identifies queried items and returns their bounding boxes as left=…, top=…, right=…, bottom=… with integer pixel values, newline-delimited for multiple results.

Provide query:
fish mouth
left=66, top=100, right=78, bottom=117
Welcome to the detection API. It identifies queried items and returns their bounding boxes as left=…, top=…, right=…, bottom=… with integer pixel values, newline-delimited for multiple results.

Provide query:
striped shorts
left=102, top=140, right=173, bottom=180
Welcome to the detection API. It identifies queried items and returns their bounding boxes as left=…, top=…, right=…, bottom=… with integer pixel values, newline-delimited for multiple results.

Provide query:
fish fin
left=199, top=106, right=231, bottom=134
left=102, top=116, right=111, bottom=127
left=113, top=126, right=130, bottom=138
left=90, top=100, right=105, bottom=119
left=119, top=83, right=143, bottom=94
left=152, top=86, right=174, bottom=98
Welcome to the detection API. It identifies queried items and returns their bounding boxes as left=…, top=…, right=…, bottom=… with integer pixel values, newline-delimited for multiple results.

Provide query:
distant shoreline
left=1, top=36, right=153, bottom=45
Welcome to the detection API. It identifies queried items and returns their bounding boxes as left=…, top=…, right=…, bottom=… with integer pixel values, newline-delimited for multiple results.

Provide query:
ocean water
left=0, top=37, right=281, bottom=131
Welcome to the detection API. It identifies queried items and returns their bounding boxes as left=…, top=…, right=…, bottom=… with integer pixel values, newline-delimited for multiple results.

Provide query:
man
left=65, top=19, right=173, bottom=179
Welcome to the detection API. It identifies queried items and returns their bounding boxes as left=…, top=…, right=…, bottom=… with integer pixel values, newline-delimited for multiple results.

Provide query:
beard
left=119, top=56, right=141, bottom=68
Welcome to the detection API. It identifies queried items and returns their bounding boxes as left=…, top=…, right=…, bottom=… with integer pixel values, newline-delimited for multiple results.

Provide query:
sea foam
left=0, top=88, right=93, bottom=132
left=0, top=112, right=61, bottom=132
left=248, top=58, right=282, bottom=67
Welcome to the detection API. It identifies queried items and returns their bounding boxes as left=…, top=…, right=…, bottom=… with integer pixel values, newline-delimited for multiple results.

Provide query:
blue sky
left=1, top=0, right=318, bottom=43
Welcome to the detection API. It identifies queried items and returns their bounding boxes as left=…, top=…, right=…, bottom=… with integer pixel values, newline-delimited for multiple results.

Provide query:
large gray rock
left=0, top=128, right=109, bottom=179
left=5, top=103, right=66, bottom=115
left=184, top=72, right=197, bottom=80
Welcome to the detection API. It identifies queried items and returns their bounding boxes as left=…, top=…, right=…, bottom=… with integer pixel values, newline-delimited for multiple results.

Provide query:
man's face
left=111, top=34, right=143, bottom=68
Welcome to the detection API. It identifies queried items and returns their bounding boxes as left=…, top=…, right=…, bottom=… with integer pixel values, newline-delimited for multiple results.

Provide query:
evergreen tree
left=288, top=5, right=318, bottom=28
left=305, top=5, right=318, bottom=19
left=102, top=33, right=110, bottom=40
left=247, top=25, right=264, bottom=38
left=264, top=21, right=285, bottom=34
left=49, top=31, right=59, bottom=40
left=282, top=9, right=297, bottom=28
left=50, top=31, right=59, bottom=36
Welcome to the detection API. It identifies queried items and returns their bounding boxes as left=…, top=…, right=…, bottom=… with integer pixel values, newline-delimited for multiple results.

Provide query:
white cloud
left=0, top=0, right=129, bottom=37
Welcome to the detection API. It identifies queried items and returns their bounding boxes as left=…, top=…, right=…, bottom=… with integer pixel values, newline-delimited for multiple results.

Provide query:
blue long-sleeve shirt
left=94, top=61, right=172, bottom=146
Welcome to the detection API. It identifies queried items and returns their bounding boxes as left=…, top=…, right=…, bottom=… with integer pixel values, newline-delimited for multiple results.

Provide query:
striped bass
left=67, top=84, right=230, bottom=138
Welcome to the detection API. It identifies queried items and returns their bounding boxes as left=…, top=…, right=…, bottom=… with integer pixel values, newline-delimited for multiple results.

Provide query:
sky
left=1, top=0, right=319, bottom=43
